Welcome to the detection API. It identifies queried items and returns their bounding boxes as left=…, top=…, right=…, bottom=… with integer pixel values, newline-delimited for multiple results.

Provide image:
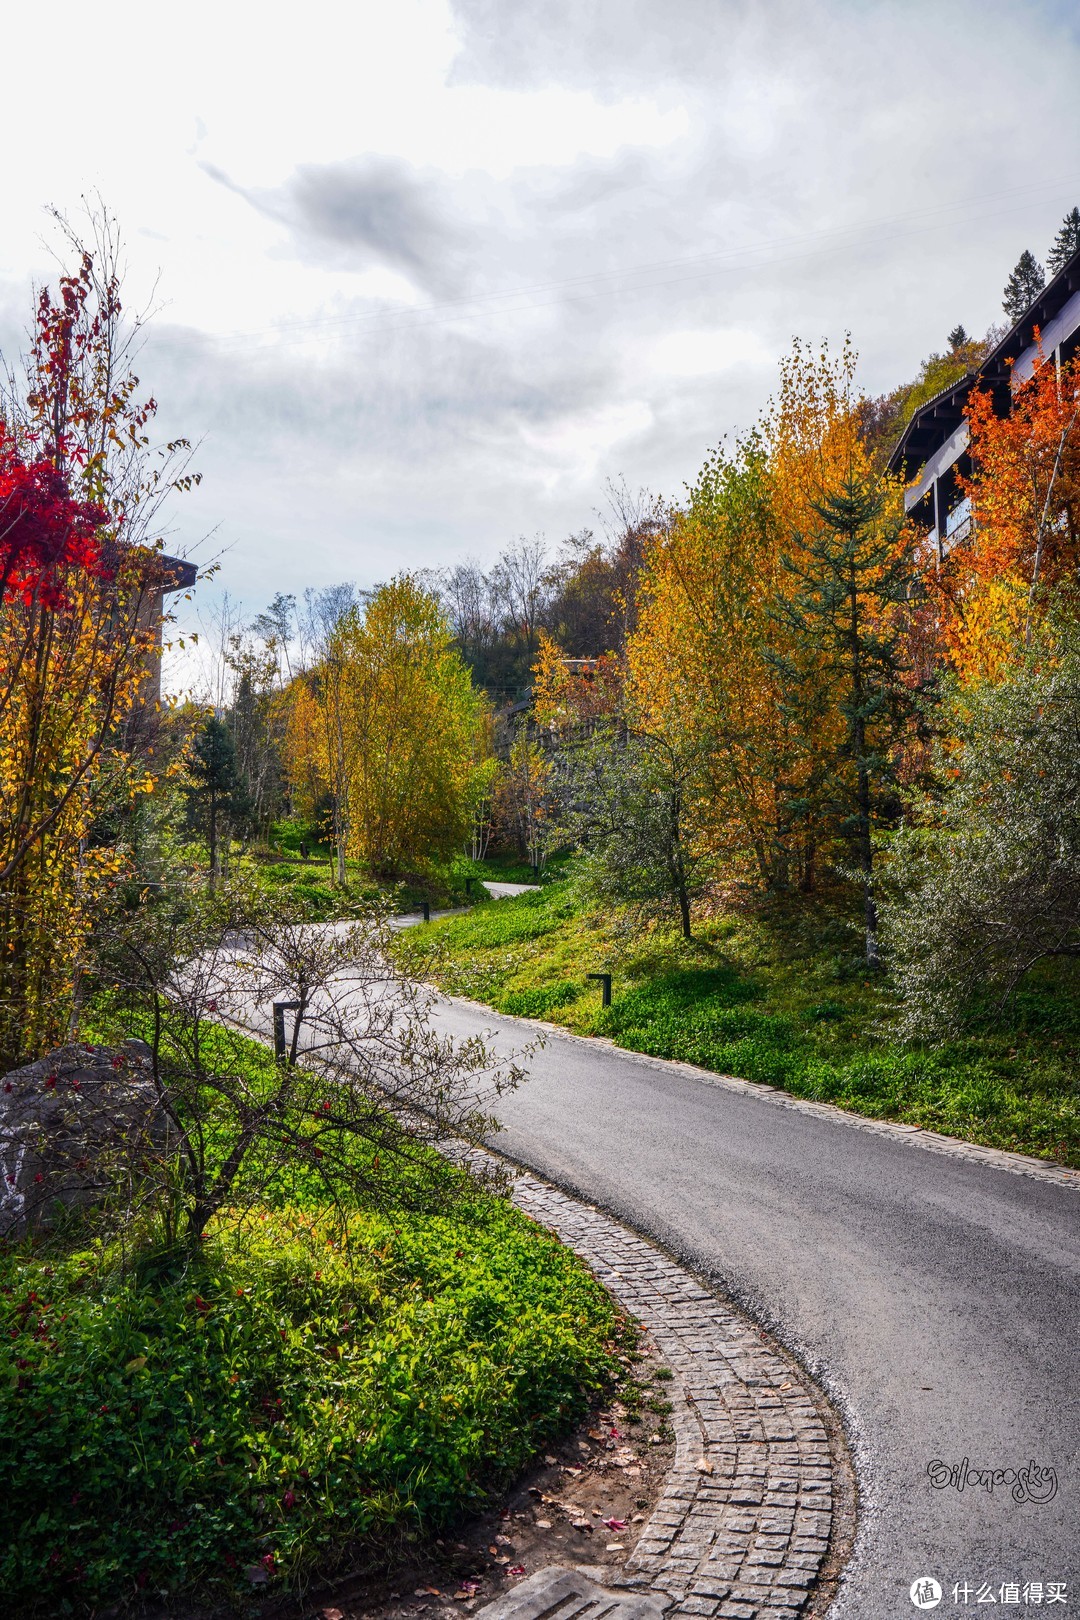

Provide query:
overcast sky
left=2, top=0, right=1079, bottom=689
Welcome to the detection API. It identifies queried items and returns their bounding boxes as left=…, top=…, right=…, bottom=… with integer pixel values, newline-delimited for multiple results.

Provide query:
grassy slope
left=391, top=884, right=1080, bottom=1167
left=0, top=1023, right=623, bottom=1614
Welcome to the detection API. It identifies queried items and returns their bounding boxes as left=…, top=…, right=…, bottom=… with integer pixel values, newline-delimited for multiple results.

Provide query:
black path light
left=273, top=1000, right=303, bottom=1064
left=421, top=901, right=431, bottom=922
left=586, top=972, right=612, bottom=1008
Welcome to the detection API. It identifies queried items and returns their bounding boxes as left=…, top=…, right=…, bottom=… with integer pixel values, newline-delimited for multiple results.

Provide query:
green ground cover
left=0, top=1024, right=624, bottom=1615
left=391, top=883, right=1080, bottom=1166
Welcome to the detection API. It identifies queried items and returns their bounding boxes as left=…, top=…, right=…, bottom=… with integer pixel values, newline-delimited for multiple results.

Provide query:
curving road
left=428, top=995, right=1080, bottom=1620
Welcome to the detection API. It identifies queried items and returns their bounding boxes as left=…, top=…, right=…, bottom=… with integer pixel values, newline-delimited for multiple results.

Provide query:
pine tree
left=947, top=324, right=969, bottom=351
left=768, top=477, right=918, bottom=968
left=187, top=716, right=246, bottom=889
left=1002, top=250, right=1046, bottom=324
left=1047, top=207, right=1080, bottom=276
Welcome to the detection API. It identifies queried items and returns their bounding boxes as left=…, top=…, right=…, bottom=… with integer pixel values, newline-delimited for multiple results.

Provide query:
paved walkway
left=502, top=1161, right=846, bottom=1620
left=431, top=998, right=1080, bottom=1619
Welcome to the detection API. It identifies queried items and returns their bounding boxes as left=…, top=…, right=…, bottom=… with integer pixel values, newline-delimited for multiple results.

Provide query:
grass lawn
left=390, top=882, right=1080, bottom=1167
left=0, top=1024, right=625, bottom=1616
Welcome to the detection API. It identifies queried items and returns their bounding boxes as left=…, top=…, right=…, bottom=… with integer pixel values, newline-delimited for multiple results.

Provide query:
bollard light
left=273, top=1000, right=303, bottom=1063
left=586, top=972, right=612, bottom=1008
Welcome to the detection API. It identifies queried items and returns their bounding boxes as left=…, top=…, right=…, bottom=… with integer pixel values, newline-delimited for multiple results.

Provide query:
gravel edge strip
left=447, top=995, right=1080, bottom=1192
left=495, top=1159, right=855, bottom=1620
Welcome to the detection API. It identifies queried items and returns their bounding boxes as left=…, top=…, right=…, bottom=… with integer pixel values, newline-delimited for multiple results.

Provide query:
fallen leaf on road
left=322, top=1610, right=344, bottom=1619
left=606, top=1542, right=625, bottom=1552
left=543, top=1454, right=557, bottom=1465
left=603, top=1518, right=627, bottom=1531
left=508, top=1565, right=526, bottom=1577
left=698, top=1459, right=714, bottom=1474
left=535, top=1519, right=552, bottom=1528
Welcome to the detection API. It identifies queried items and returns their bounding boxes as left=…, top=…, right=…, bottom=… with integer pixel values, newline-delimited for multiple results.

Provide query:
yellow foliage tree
left=629, top=338, right=906, bottom=894
left=0, top=216, right=196, bottom=1062
left=283, top=577, right=487, bottom=878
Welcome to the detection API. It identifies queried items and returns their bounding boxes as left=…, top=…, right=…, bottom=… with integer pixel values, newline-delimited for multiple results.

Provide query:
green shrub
left=500, top=981, right=581, bottom=1018
left=0, top=1201, right=621, bottom=1614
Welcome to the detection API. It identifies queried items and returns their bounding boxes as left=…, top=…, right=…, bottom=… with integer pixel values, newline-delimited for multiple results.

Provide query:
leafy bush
left=882, top=655, right=1080, bottom=1036
left=0, top=1201, right=621, bottom=1613
left=501, top=980, right=581, bottom=1018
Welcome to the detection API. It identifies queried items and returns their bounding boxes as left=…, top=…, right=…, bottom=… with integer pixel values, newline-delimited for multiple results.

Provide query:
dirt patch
left=280, top=1337, right=677, bottom=1620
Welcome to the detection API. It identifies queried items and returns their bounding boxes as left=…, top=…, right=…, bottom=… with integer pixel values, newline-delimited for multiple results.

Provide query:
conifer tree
left=187, top=716, right=246, bottom=889
left=1047, top=206, right=1080, bottom=275
left=1002, top=249, right=1046, bottom=323
left=768, top=477, right=917, bottom=968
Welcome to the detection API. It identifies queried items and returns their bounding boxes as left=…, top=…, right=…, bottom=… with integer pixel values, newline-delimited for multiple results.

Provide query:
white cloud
left=647, top=328, right=771, bottom=378
left=0, top=0, right=1078, bottom=697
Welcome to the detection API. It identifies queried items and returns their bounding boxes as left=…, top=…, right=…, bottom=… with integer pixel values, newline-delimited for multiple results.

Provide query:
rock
left=0, top=1042, right=169, bottom=1240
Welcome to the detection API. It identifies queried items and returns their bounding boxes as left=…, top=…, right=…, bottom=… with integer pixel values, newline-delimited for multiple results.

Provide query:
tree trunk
left=677, top=881, right=692, bottom=941
left=849, top=560, right=878, bottom=970
left=855, top=746, right=877, bottom=968
left=208, top=784, right=218, bottom=892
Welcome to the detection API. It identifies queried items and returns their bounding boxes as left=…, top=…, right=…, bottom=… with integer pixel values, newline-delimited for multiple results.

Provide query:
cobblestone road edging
left=502, top=1163, right=851, bottom=1620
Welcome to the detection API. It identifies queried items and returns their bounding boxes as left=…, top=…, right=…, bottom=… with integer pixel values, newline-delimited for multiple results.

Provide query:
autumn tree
left=494, top=734, right=552, bottom=870
left=282, top=577, right=487, bottom=878
left=281, top=584, right=361, bottom=882
left=0, top=211, right=198, bottom=1062
left=933, top=352, right=1080, bottom=683
left=628, top=431, right=792, bottom=887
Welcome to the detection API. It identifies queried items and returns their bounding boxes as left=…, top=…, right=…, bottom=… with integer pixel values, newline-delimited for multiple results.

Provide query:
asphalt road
left=428, top=996, right=1080, bottom=1620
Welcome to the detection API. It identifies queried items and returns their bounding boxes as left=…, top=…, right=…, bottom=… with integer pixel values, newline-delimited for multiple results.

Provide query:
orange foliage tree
left=934, top=350, right=1080, bottom=682
left=530, top=630, right=622, bottom=735
left=629, top=339, right=893, bottom=894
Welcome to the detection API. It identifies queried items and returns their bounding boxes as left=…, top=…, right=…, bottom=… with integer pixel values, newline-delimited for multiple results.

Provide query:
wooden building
left=888, top=244, right=1080, bottom=559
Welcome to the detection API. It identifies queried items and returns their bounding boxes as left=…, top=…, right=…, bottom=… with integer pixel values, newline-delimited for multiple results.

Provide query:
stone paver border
left=221, top=1002, right=854, bottom=1617
left=494, top=1157, right=854, bottom=1620
left=451, top=996, right=1080, bottom=1193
